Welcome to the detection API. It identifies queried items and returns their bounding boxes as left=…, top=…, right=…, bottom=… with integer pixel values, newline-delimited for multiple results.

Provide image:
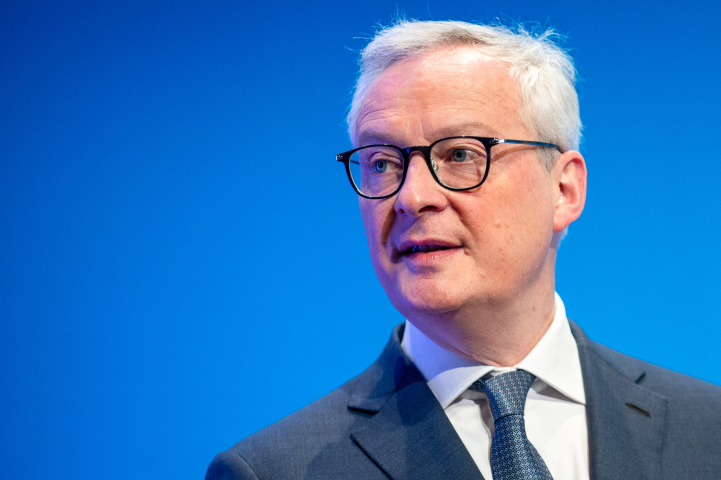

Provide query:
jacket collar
left=570, top=321, right=668, bottom=480
left=348, top=324, right=485, bottom=480
left=347, top=321, right=668, bottom=480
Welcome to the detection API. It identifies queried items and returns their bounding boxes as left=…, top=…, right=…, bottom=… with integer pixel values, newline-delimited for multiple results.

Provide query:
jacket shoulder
left=207, top=325, right=409, bottom=480
left=588, top=337, right=721, bottom=401
left=570, top=319, right=721, bottom=401
left=206, top=451, right=259, bottom=480
left=207, top=375, right=378, bottom=480
left=235, top=374, right=368, bottom=451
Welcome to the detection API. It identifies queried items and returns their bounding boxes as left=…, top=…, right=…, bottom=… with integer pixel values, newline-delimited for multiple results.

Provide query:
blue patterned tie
left=469, top=370, right=553, bottom=480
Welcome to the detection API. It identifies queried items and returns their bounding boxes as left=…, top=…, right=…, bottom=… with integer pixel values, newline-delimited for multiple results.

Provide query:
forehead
left=354, top=47, right=528, bottom=147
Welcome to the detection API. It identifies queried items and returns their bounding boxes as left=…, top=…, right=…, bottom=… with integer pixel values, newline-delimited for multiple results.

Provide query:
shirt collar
left=400, top=292, right=586, bottom=409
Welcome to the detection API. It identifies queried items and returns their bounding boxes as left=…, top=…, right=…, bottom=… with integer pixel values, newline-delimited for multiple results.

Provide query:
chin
left=388, top=277, right=466, bottom=318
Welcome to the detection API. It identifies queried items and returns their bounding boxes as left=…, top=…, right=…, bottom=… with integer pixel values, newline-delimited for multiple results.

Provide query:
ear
left=551, top=150, right=587, bottom=233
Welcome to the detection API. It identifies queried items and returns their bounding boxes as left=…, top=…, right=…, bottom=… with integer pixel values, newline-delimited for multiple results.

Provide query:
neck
left=406, top=261, right=558, bottom=367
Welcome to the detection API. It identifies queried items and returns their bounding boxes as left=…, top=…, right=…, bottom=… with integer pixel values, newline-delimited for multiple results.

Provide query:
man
left=207, top=20, right=721, bottom=479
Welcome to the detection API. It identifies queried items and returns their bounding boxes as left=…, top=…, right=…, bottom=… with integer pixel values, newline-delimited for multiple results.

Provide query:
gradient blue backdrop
left=1, top=0, right=720, bottom=478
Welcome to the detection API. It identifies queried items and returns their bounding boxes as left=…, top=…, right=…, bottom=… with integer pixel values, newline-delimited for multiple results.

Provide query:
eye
left=373, top=160, right=388, bottom=173
left=452, top=149, right=471, bottom=162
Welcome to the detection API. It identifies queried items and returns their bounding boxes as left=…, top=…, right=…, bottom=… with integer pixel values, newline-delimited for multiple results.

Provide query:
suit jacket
left=206, top=322, right=721, bottom=479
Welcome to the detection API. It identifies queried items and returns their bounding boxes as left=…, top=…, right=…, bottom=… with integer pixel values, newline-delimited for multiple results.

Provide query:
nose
left=394, top=152, right=450, bottom=217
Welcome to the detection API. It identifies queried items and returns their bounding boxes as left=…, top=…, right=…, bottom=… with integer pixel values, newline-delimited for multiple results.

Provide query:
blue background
left=1, top=0, right=720, bottom=478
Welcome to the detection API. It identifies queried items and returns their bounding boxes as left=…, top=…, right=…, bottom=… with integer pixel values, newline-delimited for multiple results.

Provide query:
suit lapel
left=348, top=325, right=484, bottom=480
left=570, top=322, right=668, bottom=480
left=350, top=321, right=669, bottom=480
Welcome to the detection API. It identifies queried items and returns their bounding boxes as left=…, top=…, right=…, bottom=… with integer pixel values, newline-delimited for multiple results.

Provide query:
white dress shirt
left=401, top=293, right=589, bottom=480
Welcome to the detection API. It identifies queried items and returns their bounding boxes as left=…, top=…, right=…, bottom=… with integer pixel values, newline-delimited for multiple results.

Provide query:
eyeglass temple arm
left=495, top=138, right=564, bottom=153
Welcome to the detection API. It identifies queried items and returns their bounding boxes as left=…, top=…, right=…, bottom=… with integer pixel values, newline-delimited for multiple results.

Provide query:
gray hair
left=347, top=20, right=582, bottom=170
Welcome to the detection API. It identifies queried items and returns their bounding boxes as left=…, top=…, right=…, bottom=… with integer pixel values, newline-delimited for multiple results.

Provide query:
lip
left=394, top=238, right=463, bottom=261
left=401, top=246, right=461, bottom=266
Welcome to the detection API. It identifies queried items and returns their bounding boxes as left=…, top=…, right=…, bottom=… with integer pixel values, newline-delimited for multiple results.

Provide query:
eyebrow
left=355, top=130, right=406, bottom=147
left=356, top=121, right=502, bottom=147
left=433, top=121, right=501, bottom=139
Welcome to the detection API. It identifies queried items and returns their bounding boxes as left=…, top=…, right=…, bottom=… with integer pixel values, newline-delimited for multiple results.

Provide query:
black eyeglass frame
left=336, top=136, right=562, bottom=200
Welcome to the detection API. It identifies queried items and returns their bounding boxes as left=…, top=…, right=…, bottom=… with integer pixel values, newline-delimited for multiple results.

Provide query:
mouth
left=395, top=240, right=462, bottom=261
left=403, top=244, right=454, bottom=255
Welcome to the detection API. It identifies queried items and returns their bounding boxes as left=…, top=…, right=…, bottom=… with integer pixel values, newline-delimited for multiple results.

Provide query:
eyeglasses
left=336, top=136, right=561, bottom=199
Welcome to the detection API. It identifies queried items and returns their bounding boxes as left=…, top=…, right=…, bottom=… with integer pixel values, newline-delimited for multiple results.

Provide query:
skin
left=354, top=46, right=587, bottom=366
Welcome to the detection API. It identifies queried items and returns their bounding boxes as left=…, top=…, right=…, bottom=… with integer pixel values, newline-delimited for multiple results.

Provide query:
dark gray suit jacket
left=207, top=322, right=721, bottom=479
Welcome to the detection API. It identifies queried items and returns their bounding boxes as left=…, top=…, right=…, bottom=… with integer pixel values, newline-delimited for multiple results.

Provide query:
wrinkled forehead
left=352, top=47, right=527, bottom=147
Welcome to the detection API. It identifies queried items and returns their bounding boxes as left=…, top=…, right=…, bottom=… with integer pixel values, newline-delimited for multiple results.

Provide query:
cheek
left=463, top=170, right=555, bottom=266
left=500, top=161, right=554, bottom=221
left=360, top=200, right=395, bottom=265
left=502, top=175, right=556, bottom=263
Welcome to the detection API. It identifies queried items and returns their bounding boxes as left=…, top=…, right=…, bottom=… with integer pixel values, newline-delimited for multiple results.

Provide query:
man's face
left=355, top=47, right=563, bottom=320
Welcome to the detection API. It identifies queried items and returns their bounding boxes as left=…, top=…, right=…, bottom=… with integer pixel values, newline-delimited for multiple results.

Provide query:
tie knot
left=470, top=369, right=535, bottom=422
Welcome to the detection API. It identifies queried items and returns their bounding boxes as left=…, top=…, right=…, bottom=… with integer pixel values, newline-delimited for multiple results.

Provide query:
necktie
left=469, top=370, right=553, bottom=480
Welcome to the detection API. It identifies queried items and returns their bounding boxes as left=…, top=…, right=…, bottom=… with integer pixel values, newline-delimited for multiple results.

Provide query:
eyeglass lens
left=348, top=137, right=489, bottom=197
